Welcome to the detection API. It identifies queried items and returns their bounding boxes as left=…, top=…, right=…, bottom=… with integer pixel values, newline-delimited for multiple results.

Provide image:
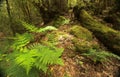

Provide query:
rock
left=69, top=25, right=93, bottom=41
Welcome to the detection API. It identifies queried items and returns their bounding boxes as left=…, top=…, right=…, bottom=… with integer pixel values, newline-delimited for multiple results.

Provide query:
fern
left=21, top=21, right=57, bottom=33
left=7, top=21, right=63, bottom=77
left=31, top=43, right=64, bottom=72
left=14, top=43, right=63, bottom=74
left=12, top=33, right=33, bottom=51
left=8, top=27, right=64, bottom=77
left=82, top=48, right=120, bottom=63
left=15, top=50, right=36, bottom=74
left=52, top=16, right=70, bottom=27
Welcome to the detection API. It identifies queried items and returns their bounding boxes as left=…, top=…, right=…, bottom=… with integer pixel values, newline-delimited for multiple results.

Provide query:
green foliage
left=52, top=16, right=70, bottom=27
left=67, top=0, right=87, bottom=8
left=68, top=0, right=77, bottom=8
left=6, top=22, right=63, bottom=77
left=82, top=49, right=120, bottom=63
left=21, top=21, right=57, bottom=32
left=7, top=22, right=64, bottom=77
left=7, top=64, right=39, bottom=77
left=0, top=53, right=6, bottom=62
left=12, top=33, right=34, bottom=50
left=14, top=43, right=64, bottom=74
left=0, top=53, right=3, bottom=61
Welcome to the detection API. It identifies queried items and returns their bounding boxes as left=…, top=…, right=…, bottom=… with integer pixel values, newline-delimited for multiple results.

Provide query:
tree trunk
left=79, top=10, right=120, bottom=55
left=5, top=0, right=15, bottom=35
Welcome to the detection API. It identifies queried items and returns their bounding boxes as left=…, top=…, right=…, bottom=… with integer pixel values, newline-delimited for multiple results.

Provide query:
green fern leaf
left=15, top=49, right=37, bottom=74
left=82, top=49, right=120, bottom=63
left=21, top=21, right=38, bottom=32
left=9, top=30, right=64, bottom=75
left=12, top=33, right=33, bottom=50
left=28, top=43, right=64, bottom=72
left=37, top=26, right=57, bottom=32
left=21, top=21, right=57, bottom=33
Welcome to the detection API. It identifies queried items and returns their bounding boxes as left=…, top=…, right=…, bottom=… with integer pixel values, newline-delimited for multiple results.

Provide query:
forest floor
left=0, top=15, right=120, bottom=77
left=38, top=23, right=120, bottom=77
left=49, top=25, right=120, bottom=77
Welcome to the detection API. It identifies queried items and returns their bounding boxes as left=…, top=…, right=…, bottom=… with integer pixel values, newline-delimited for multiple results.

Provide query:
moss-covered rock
left=46, top=31, right=72, bottom=43
left=79, top=10, right=120, bottom=55
left=41, top=26, right=100, bottom=54
left=69, top=25, right=93, bottom=41
left=72, top=37, right=100, bottom=53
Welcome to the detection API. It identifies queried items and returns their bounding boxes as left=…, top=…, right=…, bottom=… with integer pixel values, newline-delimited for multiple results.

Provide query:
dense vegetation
left=0, top=0, right=120, bottom=77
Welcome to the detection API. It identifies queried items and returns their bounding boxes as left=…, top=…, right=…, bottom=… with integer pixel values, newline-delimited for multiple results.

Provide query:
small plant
left=52, top=16, right=70, bottom=27
left=21, top=21, right=57, bottom=33
left=7, top=21, right=64, bottom=77
left=82, top=48, right=120, bottom=63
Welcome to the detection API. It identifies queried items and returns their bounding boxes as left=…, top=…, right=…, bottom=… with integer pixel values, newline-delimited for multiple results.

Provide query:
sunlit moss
left=69, top=25, right=93, bottom=41
left=72, top=38, right=99, bottom=53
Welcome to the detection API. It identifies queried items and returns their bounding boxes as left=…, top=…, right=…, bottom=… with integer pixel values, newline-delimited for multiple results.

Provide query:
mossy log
left=103, top=15, right=120, bottom=30
left=79, top=10, right=120, bottom=55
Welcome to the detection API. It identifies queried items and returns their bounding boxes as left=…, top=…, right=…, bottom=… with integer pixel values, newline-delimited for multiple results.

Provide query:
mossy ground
left=0, top=13, right=120, bottom=77
left=36, top=24, right=120, bottom=77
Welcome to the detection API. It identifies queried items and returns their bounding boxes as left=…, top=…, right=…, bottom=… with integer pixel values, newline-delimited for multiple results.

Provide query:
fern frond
left=14, top=43, right=63, bottom=74
left=21, top=21, right=57, bottom=33
left=53, top=16, right=70, bottom=27
left=37, top=26, right=57, bottom=32
left=28, top=43, right=64, bottom=73
left=12, top=33, right=33, bottom=50
left=21, top=21, right=38, bottom=32
left=7, top=62, right=39, bottom=77
left=15, top=51, right=36, bottom=74
left=82, top=49, right=120, bottom=63
left=9, top=25, right=63, bottom=75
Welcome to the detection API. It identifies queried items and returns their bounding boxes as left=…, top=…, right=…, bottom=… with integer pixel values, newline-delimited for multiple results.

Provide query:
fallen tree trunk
left=79, top=10, right=120, bottom=55
left=103, top=14, right=120, bottom=31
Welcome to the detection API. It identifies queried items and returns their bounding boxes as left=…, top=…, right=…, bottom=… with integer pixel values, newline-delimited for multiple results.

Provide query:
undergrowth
left=52, top=16, right=70, bottom=27
left=6, top=21, right=64, bottom=77
left=82, top=48, right=120, bottom=63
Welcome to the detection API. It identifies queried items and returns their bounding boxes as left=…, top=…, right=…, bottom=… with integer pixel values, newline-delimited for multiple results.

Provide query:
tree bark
left=79, top=10, right=120, bottom=55
left=5, top=0, right=15, bottom=35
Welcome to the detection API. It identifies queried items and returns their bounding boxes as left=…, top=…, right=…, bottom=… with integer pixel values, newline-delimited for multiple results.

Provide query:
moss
left=72, top=38, right=100, bottom=53
left=43, top=25, right=101, bottom=54
left=69, top=25, right=93, bottom=41
left=45, top=31, right=73, bottom=45
left=79, top=10, right=120, bottom=55
left=47, top=31, right=68, bottom=40
left=80, top=10, right=117, bottom=33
